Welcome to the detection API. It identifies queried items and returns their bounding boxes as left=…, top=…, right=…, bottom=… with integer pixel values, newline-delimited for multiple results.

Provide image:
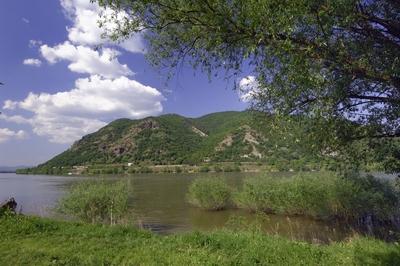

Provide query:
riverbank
left=1, top=215, right=399, bottom=265
left=16, top=161, right=330, bottom=176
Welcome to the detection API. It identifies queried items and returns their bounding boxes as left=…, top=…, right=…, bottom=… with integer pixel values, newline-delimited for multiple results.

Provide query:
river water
left=0, top=172, right=391, bottom=243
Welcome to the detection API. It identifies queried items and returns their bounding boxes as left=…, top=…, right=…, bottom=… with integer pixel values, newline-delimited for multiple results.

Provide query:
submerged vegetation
left=1, top=214, right=400, bottom=265
left=57, top=180, right=130, bottom=225
left=187, top=177, right=232, bottom=210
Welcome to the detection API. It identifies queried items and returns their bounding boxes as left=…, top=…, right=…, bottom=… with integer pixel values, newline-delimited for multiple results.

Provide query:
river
left=1, top=172, right=393, bottom=243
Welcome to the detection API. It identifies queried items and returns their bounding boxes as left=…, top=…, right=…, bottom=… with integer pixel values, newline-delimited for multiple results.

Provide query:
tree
left=96, top=0, right=399, bottom=171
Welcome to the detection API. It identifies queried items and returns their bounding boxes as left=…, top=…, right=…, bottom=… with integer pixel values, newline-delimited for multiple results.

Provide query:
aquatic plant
left=187, top=178, right=232, bottom=210
left=235, top=172, right=400, bottom=223
left=57, top=180, right=129, bottom=225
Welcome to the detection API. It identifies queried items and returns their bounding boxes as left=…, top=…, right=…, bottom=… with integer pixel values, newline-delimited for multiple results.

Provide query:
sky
left=0, top=0, right=250, bottom=166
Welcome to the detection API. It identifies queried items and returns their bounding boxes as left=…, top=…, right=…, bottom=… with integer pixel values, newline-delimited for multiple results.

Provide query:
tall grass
left=187, top=178, right=232, bottom=210
left=57, top=180, right=129, bottom=225
left=234, top=172, right=400, bottom=222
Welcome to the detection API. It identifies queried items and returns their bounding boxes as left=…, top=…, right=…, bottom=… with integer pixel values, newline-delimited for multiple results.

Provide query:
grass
left=187, top=177, right=232, bottom=210
left=234, top=172, right=400, bottom=222
left=0, top=215, right=400, bottom=265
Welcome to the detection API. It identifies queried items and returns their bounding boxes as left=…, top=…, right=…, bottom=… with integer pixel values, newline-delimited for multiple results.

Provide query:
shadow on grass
left=354, top=241, right=400, bottom=265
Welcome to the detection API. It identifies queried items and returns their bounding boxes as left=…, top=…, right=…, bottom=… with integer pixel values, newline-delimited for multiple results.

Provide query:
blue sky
left=0, top=0, right=248, bottom=166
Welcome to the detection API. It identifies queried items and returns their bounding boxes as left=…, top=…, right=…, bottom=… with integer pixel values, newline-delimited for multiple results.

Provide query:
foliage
left=235, top=172, right=400, bottom=221
left=1, top=215, right=400, bottom=265
left=187, top=178, right=232, bottom=210
left=57, top=180, right=130, bottom=225
left=19, top=111, right=397, bottom=174
left=28, top=111, right=257, bottom=168
left=199, top=166, right=210, bottom=172
left=96, top=0, right=400, bottom=172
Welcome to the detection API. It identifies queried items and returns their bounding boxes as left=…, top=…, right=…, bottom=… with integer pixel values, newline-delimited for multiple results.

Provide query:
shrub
left=334, top=174, right=400, bottom=222
left=187, top=178, right=232, bottom=210
left=57, top=180, right=129, bottom=225
left=223, top=166, right=234, bottom=172
left=214, top=165, right=223, bottom=172
left=175, top=167, right=182, bottom=173
left=138, top=166, right=153, bottom=173
left=235, top=172, right=400, bottom=222
left=199, top=166, right=210, bottom=172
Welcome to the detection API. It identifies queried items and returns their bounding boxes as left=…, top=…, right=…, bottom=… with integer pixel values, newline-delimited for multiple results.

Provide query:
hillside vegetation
left=19, top=111, right=395, bottom=174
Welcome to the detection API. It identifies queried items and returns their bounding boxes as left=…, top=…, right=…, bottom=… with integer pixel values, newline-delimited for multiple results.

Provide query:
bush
left=138, top=166, right=153, bottom=173
left=175, top=167, right=182, bottom=173
left=334, top=174, right=400, bottom=222
left=223, top=166, right=234, bottom=172
left=214, top=165, right=223, bottom=172
left=235, top=172, right=400, bottom=222
left=57, top=180, right=129, bottom=225
left=199, top=166, right=210, bottom=172
left=187, top=178, right=232, bottom=210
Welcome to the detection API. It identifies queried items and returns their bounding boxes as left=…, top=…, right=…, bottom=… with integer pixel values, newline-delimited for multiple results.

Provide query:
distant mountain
left=17, top=111, right=397, bottom=175
left=24, top=111, right=321, bottom=171
left=0, top=166, right=32, bottom=173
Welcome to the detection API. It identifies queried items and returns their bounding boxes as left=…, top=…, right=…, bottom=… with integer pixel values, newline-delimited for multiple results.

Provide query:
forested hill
left=31, top=111, right=320, bottom=169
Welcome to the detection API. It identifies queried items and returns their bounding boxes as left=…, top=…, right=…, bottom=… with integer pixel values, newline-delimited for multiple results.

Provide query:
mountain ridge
left=21, top=110, right=325, bottom=174
left=37, top=111, right=269, bottom=165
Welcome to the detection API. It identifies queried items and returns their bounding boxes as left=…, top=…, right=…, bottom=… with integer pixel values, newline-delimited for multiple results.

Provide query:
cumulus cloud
left=0, top=114, right=31, bottom=124
left=3, top=100, right=18, bottom=110
left=2, top=0, right=161, bottom=144
left=23, top=58, right=42, bottom=67
left=238, top=76, right=261, bottom=102
left=0, top=128, right=27, bottom=143
left=40, top=42, right=133, bottom=78
left=61, top=0, right=145, bottom=53
left=2, top=75, right=164, bottom=143
left=31, top=115, right=107, bottom=144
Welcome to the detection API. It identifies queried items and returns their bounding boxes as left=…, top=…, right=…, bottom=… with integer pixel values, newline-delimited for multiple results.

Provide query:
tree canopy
left=95, top=0, right=399, bottom=171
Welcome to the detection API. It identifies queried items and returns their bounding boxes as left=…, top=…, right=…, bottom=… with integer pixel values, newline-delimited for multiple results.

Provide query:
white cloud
left=61, top=0, right=145, bottom=53
left=23, top=58, right=42, bottom=67
left=239, top=76, right=260, bottom=102
left=2, top=75, right=164, bottom=143
left=118, top=35, right=146, bottom=54
left=31, top=115, right=107, bottom=144
left=3, top=100, right=18, bottom=110
left=22, top=17, right=30, bottom=24
left=29, top=40, right=43, bottom=48
left=2, top=0, right=160, bottom=144
left=0, top=114, right=31, bottom=124
left=0, top=128, right=27, bottom=143
left=40, top=42, right=133, bottom=78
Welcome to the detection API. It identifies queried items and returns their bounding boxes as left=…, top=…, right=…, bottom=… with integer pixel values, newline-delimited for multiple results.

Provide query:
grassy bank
left=1, top=215, right=400, bottom=265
